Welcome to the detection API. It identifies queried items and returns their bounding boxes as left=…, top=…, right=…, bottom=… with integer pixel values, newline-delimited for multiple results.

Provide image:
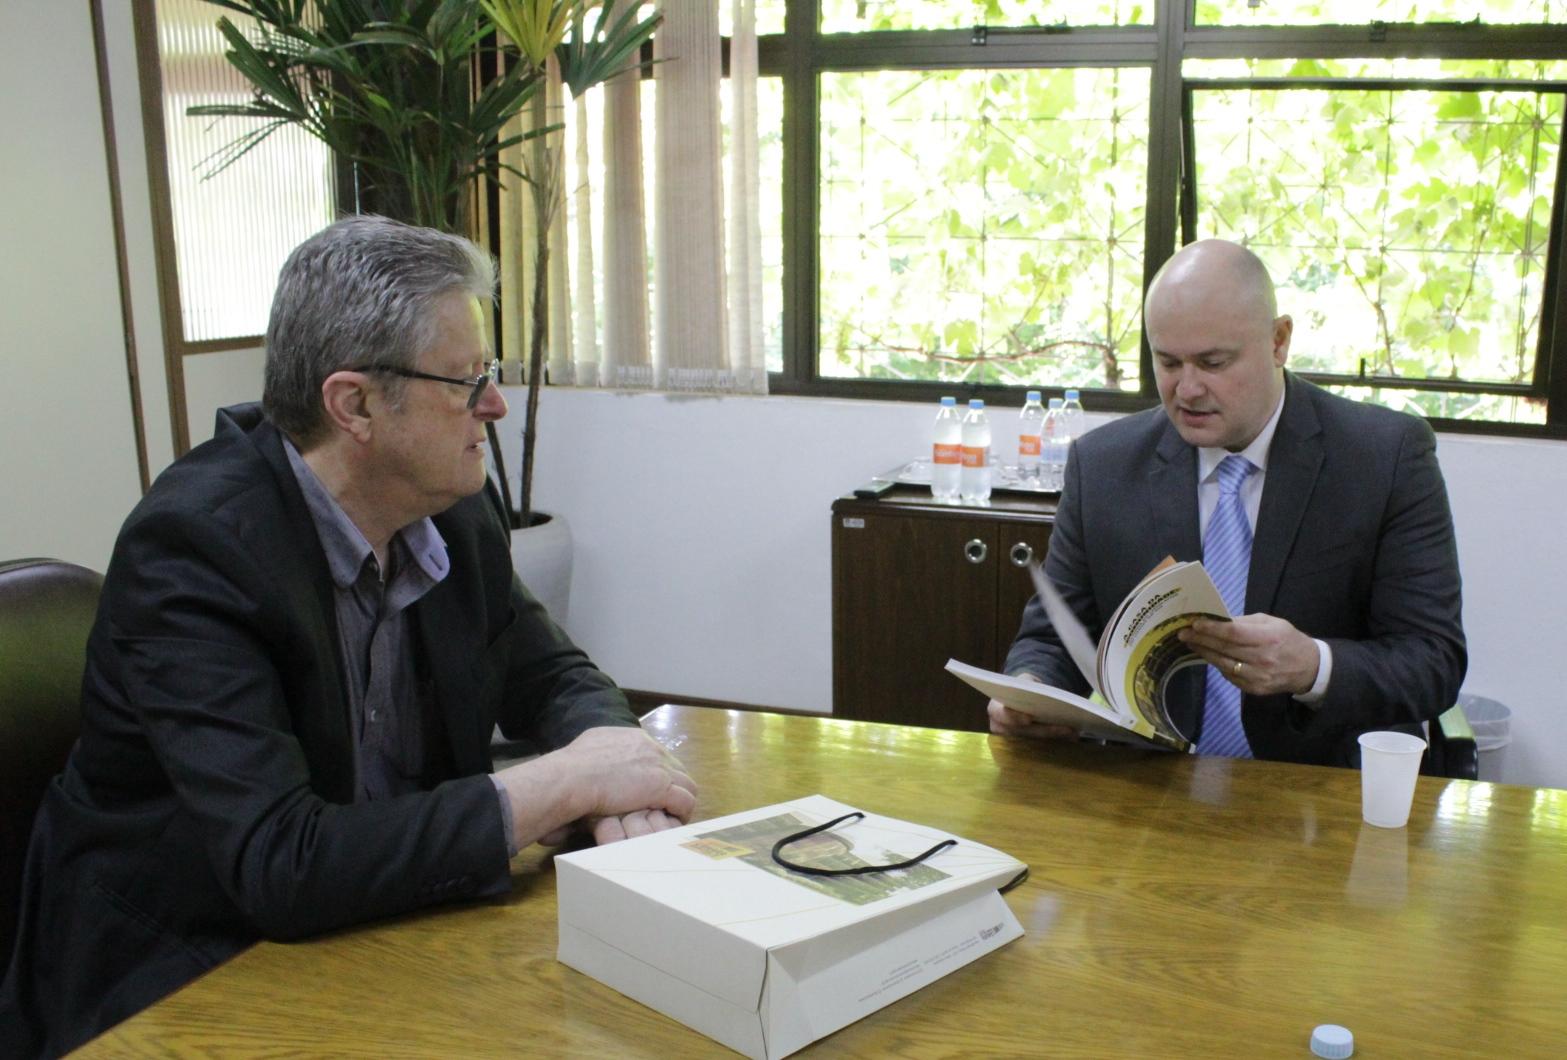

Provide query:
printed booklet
left=947, top=558, right=1229, bottom=750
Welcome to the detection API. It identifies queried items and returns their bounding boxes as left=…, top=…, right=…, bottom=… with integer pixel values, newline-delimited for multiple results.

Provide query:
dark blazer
left=1, top=405, right=637, bottom=1057
left=1005, top=373, right=1466, bottom=767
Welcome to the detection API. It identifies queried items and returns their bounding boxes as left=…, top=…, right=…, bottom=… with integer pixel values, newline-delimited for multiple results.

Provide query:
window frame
left=761, top=0, right=1567, bottom=437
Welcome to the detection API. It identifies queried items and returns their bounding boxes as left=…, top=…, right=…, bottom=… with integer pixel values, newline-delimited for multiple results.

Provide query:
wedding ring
left=1232, top=660, right=1244, bottom=676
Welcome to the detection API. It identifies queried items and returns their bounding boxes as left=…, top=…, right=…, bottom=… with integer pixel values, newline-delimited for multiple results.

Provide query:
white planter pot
left=509, top=510, right=573, bottom=627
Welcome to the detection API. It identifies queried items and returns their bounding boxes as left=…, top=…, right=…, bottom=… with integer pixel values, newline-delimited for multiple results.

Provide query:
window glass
left=819, top=67, right=1150, bottom=388
left=1194, top=0, right=1560, bottom=26
left=1186, top=56, right=1567, bottom=80
left=157, top=0, right=335, bottom=342
left=1189, top=86, right=1560, bottom=424
left=820, top=1, right=1150, bottom=33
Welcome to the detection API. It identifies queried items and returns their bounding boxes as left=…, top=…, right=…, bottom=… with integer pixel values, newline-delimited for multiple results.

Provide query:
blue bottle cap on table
left=940, top=396, right=956, bottom=406
left=1065, top=388, right=1080, bottom=400
left=1026, top=390, right=1041, bottom=401
left=969, top=398, right=984, bottom=409
left=1310, top=1024, right=1353, bottom=1058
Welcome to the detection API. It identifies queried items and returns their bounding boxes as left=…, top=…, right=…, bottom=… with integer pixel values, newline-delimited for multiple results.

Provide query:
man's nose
left=1174, top=365, right=1205, bottom=398
left=475, top=379, right=508, bottom=420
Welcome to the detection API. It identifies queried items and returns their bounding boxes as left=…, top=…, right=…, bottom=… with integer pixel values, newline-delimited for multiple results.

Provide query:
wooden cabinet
left=831, top=485, right=1055, bottom=732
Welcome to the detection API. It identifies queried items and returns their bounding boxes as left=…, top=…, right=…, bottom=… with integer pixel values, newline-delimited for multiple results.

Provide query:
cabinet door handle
left=1009, top=542, right=1034, bottom=567
left=963, top=538, right=988, bottom=564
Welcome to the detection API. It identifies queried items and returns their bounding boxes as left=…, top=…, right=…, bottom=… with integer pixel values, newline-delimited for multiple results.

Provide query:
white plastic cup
left=1357, top=731, right=1427, bottom=828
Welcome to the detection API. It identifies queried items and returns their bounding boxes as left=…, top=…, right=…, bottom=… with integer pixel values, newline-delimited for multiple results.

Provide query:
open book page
left=1097, top=560, right=1228, bottom=747
left=1026, top=563, right=1103, bottom=700
left=1095, top=555, right=1181, bottom=669
left=943, top=660, right=1169, bottom=748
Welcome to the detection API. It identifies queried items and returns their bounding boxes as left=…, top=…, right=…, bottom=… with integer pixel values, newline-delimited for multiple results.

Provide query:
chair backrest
left=0, top=557, right=102, bottom=969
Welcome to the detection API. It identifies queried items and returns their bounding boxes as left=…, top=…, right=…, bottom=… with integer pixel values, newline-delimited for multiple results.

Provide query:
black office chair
left=1422, top=704, right=1478, bottom=781
left=0, top=558, right=102, bottom=970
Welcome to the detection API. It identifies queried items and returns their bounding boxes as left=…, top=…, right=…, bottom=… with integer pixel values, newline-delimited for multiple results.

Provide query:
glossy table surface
left=80, top=705, right=1567, bottom=1058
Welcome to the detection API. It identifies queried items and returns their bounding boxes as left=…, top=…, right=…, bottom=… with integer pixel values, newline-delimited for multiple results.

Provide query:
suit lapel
left=413, top=570, right=491, bottom=776
left=1150, top=419, right=1202, bottom=563
left=251, top=415, right=359, bottom=799
left=1250, top=374, right=1324, bottom=613
left=1147, top=420, right=1204, bottom=741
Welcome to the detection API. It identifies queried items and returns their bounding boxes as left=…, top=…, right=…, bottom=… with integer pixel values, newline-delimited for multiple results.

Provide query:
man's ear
left=1272, top=314, right=1293, bottom=367
left=319, top=371, right=376, bottom=444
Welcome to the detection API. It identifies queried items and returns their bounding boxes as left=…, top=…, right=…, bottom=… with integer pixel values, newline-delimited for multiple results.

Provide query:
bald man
left=991, top=240, right=1466, bottom=767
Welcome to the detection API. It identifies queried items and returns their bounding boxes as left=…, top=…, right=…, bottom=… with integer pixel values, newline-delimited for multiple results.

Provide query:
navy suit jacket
left=1, top=404, right=637, bottom=1057
left=1005, top=374, right=1466, bottom=767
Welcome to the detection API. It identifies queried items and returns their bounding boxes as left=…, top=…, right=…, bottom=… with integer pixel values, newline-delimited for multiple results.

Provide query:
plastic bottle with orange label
left=930, top=396, right=962, bottom=501
left=959, top=399, right=992, bottom=503
left=1017, top=390, right=1045, bottom=480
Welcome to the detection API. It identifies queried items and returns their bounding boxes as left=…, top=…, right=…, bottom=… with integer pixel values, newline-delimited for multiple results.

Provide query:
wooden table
left=80, top=706, right=1567, bottom=1058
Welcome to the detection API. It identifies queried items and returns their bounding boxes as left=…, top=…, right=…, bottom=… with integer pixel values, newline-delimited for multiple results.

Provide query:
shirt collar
left=1197, top=383, right=1286, bottom=484
left=282, top=437, right=449, bottom=589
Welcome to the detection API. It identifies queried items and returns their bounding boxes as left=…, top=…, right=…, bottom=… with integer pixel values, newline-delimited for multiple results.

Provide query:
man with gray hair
left=990, top=239, right=1465, bottom=767
left=1, top=216, right=696, bottom=1057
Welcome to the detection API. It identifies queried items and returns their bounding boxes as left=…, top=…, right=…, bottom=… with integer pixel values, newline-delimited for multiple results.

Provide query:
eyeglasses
left=349, top=359, right=499, bottom=409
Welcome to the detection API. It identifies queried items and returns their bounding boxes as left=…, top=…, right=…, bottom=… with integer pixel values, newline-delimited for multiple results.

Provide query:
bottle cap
left=1065, top=389, right=1081, bottom=400
left=1048, top=397, right=1063, bottom=408
left=969, top=398, right=984, bottom=409
left=1310, top=1024, right=1353, bottom=1058
left=939, top=396, right=956, bottom=406
left=1026, top=390, right=1041, bottom=401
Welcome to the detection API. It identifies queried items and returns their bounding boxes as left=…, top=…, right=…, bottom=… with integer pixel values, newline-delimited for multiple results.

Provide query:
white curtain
left=601, top=47, right=652, bottom=388
left=501, top=0, right=764, bottom=395
left=571, top=93, right=600, bottom=388
left=496, top=57, right=569, bottom=386
left=652, top=1, right=726, bottom=391
left=724, top=0, right=767, bottom=393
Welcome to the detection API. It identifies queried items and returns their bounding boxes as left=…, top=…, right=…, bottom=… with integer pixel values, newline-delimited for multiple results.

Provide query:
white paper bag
left=556, top=795, right=1026, bottom=1058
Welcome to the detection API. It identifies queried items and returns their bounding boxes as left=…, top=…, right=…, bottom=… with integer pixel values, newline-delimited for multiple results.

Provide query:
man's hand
left=1179, top=613, right=1320, bottom=696
left=590, top=809, right=682, bottom=844
left=556, top=726, right=698, bottom=824
left=986, top=672, right=1080, bottom=741
left=497, top=726, right=697, bottom=849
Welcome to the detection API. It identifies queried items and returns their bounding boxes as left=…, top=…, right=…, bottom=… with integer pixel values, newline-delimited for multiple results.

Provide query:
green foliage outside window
left=764, top=1, right=1567, bottom=428
left=1190, top=81, right=1559, bottom=425
left=1194, top=0, right=1561, bottom=26
left=820, top=1, right=1149, bottom=32
left=819, top=68, right=1149, bottom=389
left=1186, top=57, right=1567, bottom=80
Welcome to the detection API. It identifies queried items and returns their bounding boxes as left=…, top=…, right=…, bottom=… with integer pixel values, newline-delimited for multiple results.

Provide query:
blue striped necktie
left=1197, top=454, right=1256, bottom=758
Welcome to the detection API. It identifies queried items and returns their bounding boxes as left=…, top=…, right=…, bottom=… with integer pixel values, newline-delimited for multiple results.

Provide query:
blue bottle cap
left=1310, top=1024, right=1354, bottom=1058
left=939, top=396, right=956, bottom=406
left=1026, top=390, right=1041, bottom=401
left=1048, top=397, right=1063, bottom=408
left=969, top=399, right=984, bottom=409
left=1065, top=389, right=1081, bottom=400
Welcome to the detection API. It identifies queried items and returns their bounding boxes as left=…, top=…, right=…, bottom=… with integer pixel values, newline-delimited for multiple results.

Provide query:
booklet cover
left=948, top=558, right=1229, bottom=750
left=556, top=795, right=1026, bottom=1059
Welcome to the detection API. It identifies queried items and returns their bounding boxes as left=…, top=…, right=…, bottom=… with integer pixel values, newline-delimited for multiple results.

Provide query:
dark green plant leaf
left=556, top=0, right=662, bottom=100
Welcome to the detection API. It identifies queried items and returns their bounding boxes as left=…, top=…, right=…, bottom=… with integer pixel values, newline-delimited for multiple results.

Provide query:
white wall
left=1438, top=434, right=1567, bottom=789
left=508, top=387, right=1567, bottom=789
left=182, top=346, right=265, bottom=445
left=0, top=2, right=143, bottom=569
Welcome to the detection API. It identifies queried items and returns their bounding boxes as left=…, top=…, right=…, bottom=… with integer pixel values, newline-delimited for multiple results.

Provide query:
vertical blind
left=156, top=0, right=334, bottom=343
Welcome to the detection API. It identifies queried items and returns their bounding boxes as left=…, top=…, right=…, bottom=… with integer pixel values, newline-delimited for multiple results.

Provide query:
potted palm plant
left=190, top=0, right=659, bottom=526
